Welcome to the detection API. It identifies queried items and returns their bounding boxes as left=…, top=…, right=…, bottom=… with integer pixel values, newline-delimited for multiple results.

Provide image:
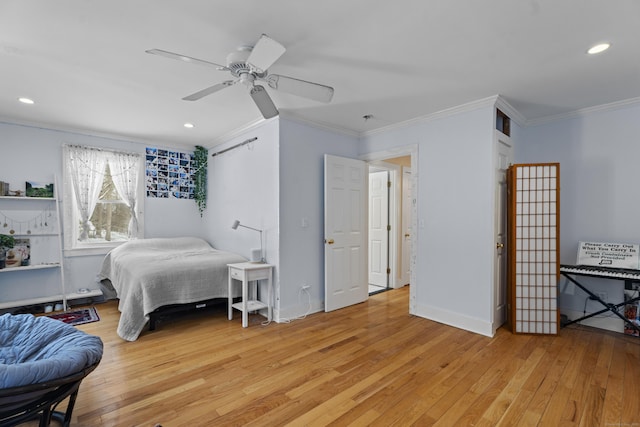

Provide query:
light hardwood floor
left=57, top=287, right=639, bottom=426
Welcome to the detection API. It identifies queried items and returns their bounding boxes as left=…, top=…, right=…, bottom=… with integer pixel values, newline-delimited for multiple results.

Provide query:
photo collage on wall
left=145, top=147, right=196, bottom=199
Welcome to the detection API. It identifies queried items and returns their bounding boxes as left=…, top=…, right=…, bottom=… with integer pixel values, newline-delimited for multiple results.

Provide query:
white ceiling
left=1, top=1, right=638, bottom=148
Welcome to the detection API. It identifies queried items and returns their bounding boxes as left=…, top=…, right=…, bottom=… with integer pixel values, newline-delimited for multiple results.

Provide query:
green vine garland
left=193, top=145, right=208, bottom=216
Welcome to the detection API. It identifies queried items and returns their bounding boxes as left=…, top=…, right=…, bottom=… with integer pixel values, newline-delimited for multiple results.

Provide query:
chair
left=0, top=360, right=100, bottom=426
left=0, top=313, right=103, bottom=427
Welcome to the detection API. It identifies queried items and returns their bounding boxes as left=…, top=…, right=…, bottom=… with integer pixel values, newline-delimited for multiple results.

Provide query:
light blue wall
left=0, top=121, right=204, bottom=305
left=518, top=101, right=640, bottom=331
left=205, top=118, right=359, bottom=321
left=205, top=120, right=280, bottom=295
left=359, top=103, right=497, bottom=335
left=278, top=119, right=359, bottom=318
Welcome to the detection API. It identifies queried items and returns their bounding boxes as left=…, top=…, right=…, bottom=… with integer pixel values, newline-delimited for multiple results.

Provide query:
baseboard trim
left=414, top=302, right=494, bottom=337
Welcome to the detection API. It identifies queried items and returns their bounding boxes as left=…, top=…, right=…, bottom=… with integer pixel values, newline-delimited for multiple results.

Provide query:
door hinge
left=387, top=267, right=391, bottom=275
left=387, top=224, right=391, bottom=231
left=387, top=181, right=391, bottom=188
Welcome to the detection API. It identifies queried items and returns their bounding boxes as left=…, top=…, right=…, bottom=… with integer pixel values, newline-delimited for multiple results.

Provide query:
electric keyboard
left=560, top=264, right=640, bottom=280
left=560, top=264, right=640, bottom=333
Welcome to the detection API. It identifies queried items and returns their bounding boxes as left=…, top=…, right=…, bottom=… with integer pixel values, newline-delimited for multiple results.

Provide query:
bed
left=97, top=237, right=246, bottom=341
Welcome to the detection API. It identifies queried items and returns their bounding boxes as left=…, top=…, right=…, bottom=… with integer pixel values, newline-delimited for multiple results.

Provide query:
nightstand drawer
left=245, top=268, right=270, bottom=281
left=230, top=268, right=242, bottom=280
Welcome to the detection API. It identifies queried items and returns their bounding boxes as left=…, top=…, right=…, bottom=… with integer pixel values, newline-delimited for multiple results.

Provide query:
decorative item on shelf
left=0, top=181, right=8, bottom=196
left=14, top=238, right=30, bottom=267
left=0, top=234, right=15, bottom=269
left=231, top=219, right=264, bottom=262
left=25, top=181, right=54, bottom=198
left=8, top=190, right=23, bottom=197
left=0, top=203, right=55, bottom=236
left=193, top=145, right=208, bottom=216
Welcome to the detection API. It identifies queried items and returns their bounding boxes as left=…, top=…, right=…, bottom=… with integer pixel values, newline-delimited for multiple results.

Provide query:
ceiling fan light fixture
left=183, top=122, right=194, bottom=128
left=587, top=43, right=610, bottom=55
left=18, top=97, right=34, bottom=105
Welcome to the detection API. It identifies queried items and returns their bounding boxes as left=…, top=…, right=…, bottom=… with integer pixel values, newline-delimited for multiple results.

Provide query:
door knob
left=325, top=238, right=335, bottom=245
left=404, top=233, right=410, bottom=237
left=496, top=242, right=504, bottom=249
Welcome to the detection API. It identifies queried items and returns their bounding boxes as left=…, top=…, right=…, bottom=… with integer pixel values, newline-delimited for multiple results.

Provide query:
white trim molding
left=414, top=302, right=494, bottom=338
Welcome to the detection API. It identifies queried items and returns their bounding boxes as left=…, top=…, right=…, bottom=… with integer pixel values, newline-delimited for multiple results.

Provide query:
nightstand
left=228, top=262, right=274, bottom=327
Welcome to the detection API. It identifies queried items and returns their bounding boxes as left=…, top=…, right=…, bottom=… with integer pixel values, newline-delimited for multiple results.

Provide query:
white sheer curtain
left=108, top=151, right=141, bottom=238
left=64, top=145, right=107, bottom=241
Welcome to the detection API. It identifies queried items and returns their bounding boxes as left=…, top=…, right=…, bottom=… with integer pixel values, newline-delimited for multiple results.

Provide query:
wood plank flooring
left=54, top=287, right=639, bottom=426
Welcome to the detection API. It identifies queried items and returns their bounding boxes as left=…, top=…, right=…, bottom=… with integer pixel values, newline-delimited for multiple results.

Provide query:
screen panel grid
left=511, top=163, right=559, bottom=335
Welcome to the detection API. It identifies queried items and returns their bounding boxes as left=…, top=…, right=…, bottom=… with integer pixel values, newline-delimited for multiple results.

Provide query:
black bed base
left=148, top=298, right=228, bottom=331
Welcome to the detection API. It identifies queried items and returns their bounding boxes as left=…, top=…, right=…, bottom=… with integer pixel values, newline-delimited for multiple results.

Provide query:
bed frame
left=147, top=297, right=229, bottom=331
left=101, top=279, right=233, bottom=333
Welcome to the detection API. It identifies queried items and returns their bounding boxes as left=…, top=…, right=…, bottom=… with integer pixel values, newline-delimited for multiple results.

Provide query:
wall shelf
left=0, top=196, right=56, bottom=201
left=0, top=176, right=71, bottom=310
left=0, top=289, right=102, bottom=310
left=0, top=263, right=60, bottom=273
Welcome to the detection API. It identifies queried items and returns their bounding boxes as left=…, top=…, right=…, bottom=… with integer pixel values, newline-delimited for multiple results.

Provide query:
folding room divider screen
left=507, top=163, right=560, bottom=335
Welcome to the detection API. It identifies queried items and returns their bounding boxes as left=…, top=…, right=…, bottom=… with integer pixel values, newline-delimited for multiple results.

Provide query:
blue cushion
left=0, top=313, right=103, bottom=388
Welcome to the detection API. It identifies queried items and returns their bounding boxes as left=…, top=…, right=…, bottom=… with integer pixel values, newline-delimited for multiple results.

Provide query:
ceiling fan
left=146, top=34, right=334, bottom=119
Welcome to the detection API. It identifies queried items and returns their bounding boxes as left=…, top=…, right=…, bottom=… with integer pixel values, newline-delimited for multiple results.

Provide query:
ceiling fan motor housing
left=226, top=47, right=266, bottom=79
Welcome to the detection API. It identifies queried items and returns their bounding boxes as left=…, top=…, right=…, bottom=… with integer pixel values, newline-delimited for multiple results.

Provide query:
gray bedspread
left=97, top=237, right=246, bottom=341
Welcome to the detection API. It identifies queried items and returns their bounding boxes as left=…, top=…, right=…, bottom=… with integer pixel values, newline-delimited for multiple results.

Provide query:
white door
left=400, top=167, right=412, bottom=286
left=493, top=134, right=513, bottom=330
left=324, top=154, right=368, bottom=312
left=368, top=170, right=388, bottom=287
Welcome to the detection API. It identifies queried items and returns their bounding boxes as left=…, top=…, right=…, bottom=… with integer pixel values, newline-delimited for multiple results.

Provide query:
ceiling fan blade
left=246, top=34, right=286, bottom=73
left=182, top=80, right=236, bottom=101
left=146, top=49, right=228, bottom=71
left=265, top=74, right=334, bottom=103
left=249, top=85, right=279, bottom=119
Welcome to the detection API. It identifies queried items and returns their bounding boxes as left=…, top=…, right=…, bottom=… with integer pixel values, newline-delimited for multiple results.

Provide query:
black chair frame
left=0, top=360, right=100, bottom=427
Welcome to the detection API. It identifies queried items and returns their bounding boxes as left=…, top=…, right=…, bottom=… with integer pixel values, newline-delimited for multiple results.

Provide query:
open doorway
left=368, top=156, right=412, bottom=295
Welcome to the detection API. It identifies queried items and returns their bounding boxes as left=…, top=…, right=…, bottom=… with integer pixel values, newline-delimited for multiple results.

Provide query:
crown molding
left=361, top=96, right=502, bottom=138
left=525, top=96, right=640, bottom=127
left=207, top=117, right=271, bottom=147
left=0, top=117, right=170, bottom=148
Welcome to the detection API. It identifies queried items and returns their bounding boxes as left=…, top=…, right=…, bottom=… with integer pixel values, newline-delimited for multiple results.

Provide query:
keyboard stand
left=560, top=271, right=640, bottom=333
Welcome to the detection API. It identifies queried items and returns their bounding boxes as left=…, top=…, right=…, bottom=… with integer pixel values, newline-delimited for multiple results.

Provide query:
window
left=63, top=144, right=144, bottom=255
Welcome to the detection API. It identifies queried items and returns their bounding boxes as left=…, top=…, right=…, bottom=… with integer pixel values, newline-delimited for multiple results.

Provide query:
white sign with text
left=577, top=241, right=640, bottom=269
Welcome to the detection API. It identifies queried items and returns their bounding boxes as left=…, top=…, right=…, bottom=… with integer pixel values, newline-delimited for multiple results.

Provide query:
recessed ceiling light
left=184, top=123, right=194, bottom=128
left=587, top=43, right=610, bottom=55
left=18, top=97, right=34, bottom=104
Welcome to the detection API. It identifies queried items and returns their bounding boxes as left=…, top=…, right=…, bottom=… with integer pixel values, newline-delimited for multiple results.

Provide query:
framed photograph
left=25, top=181, right=54, bottom=198
left=5, top=238, right=30, bottom=268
